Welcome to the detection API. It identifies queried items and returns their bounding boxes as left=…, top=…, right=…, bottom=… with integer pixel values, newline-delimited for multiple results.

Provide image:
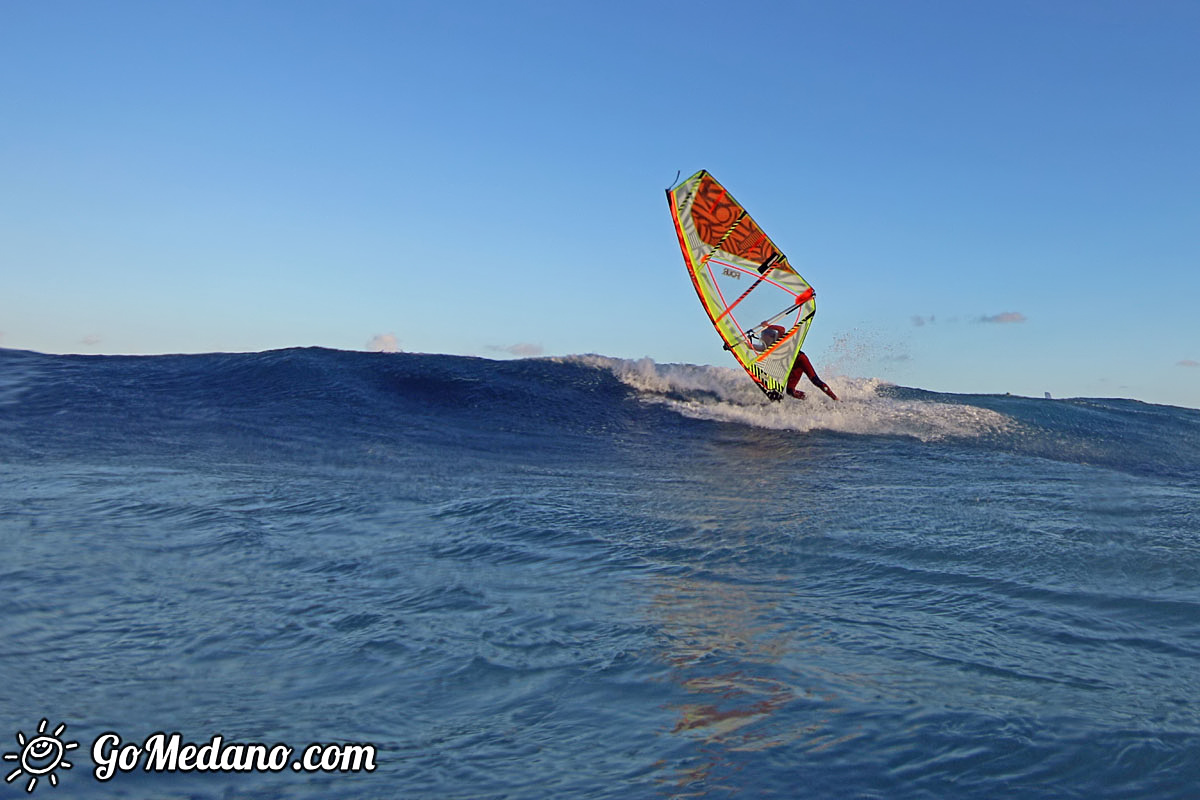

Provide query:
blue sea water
left=2, top=346, right=1199, bottom=799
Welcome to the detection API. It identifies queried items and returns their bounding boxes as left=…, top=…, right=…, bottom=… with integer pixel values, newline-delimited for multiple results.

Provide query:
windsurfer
left=754, top=325, right=839, bottom=401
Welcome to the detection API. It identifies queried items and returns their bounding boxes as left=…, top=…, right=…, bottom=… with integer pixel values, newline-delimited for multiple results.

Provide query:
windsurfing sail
left=666, top=170, right=817, bottom=401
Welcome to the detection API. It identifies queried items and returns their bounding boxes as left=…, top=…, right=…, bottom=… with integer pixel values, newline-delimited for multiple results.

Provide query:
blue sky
left=3, top=1, right=1198, bottom=408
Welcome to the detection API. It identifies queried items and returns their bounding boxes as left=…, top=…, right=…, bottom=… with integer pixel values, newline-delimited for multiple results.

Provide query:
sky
left=2, top=0, right=1198, bottom=408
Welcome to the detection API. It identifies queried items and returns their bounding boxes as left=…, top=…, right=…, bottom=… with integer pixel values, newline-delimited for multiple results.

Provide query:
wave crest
left=569, top=356, right=1017, bottom=442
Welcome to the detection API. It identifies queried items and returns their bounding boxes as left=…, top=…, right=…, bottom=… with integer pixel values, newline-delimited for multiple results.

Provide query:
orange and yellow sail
left=667, top=170, right=817, bottom=401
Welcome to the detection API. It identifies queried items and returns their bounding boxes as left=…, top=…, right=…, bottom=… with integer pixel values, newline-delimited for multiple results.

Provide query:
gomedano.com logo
left=94, top=731, right=377, bottom=779
left=6, top=721, right=377, bottom=793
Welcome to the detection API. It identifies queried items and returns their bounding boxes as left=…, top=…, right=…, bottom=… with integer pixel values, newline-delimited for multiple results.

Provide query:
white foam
left=568, top=355, right=1016, bottom=442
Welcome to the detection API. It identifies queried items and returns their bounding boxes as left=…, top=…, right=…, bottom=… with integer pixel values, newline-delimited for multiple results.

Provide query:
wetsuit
left=787, top=352, right=838, bottom=400
left=751, top=326, right=838, bottom=401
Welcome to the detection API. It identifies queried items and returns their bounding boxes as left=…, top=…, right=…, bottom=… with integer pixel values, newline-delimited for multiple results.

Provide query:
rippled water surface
left=2, top=348, right=1198, bottom=798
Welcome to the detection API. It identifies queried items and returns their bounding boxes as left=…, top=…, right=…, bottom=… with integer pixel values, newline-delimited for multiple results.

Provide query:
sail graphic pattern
left=667, top=170, right=816, bottom=400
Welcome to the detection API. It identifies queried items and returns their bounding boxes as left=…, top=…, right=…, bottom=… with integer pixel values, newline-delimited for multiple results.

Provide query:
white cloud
left=488, top=343, right=544, bottom=357
left=978, top=312, right=1027, bottom=324
left=366, top=333, right=401, bottom=353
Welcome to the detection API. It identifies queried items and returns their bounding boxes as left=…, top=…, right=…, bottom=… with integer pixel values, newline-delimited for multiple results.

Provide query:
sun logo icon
left=3, top=720, right=79, bottom=793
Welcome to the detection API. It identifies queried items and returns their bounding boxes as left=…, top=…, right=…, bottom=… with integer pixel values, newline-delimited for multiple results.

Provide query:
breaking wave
left=569, top=355, right=1018, bottom=442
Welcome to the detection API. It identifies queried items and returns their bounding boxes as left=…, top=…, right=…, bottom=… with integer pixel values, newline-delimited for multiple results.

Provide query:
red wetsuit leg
left=788, top=352, right=819, bottom=393
left=789, top=352, right=837, bottom=399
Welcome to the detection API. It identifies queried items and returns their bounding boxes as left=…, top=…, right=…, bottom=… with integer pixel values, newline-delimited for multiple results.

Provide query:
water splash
left=571, top=355, right=1016, bottom=442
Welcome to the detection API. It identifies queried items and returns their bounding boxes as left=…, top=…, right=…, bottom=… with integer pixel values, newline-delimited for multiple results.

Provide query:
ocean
left=2, top=346, right=1198, bottom=799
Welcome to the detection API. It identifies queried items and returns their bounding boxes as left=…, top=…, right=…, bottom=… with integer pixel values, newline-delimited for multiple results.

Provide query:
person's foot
left=823, top=387, right=839, bottom=401
left=787, top=388, right=805, bottom=400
